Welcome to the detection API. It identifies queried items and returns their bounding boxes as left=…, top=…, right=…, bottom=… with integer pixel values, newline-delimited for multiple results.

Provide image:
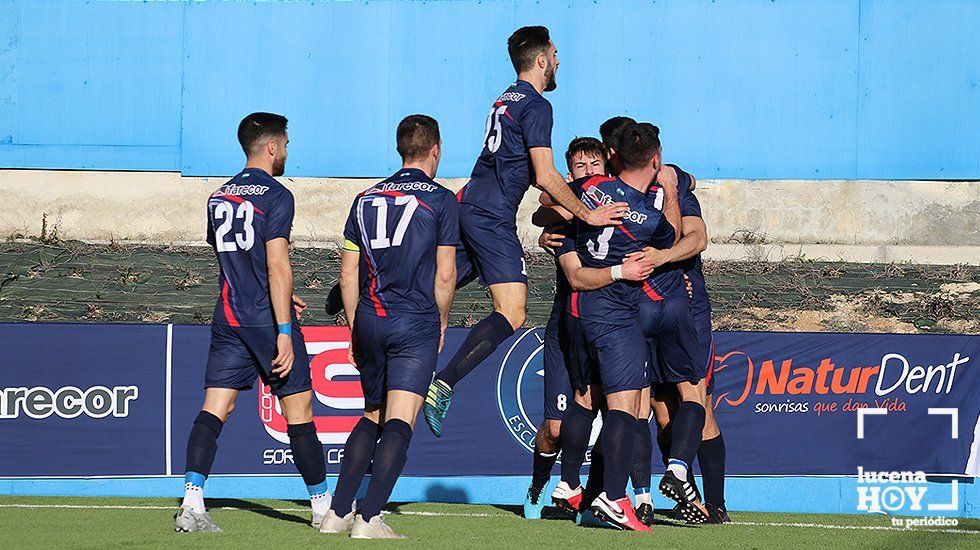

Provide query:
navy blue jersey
left=642, top=165, right=698, bottom=300
left=207, top=168, right=295, bottom=327
left=568, top=175, right=675, bottom=324
left=343, top=168, right=459, bottom=318
left=458, top=80, right=553, bottom=220
left=670, top=165, right=711, bottom=316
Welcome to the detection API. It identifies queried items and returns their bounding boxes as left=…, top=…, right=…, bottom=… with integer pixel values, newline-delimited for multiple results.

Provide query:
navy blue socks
left=360, top=419, right=413, bottom=521
left=330, top=417, right=381, bottom=517
left=559, top=401, right=595, bottom=488
left=600, top=410, right=637, bottom=501
left=435, top=311, right=514, bottom=387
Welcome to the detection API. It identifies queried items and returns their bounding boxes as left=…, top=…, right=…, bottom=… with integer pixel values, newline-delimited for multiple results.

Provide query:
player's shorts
left=543, top=297, right=572, bottom=421
left=641, top=297, right=705, bottom=388
left=692, top=300, right=716, bottom=395
left=205, top=322, right=312, bottom=397
left=558, top=311, right=593, bottom=396
left=455, top=202, right=528, bottom=287
left=581, top=318, right=649, bottom=395
left=352, top=312, right=440, bottom=407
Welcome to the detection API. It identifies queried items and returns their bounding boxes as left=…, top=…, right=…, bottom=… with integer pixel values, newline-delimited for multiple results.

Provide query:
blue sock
left=601, top=410, right=637, bottom=501
left=559, top=401, right=595, bottom=488
left=331, top=417, right=380, bottom=517
left=287, top=422, right=327, bottom=489
left=630, top=418, right=652, bottom=495
left=582, top=435, right=604, bottom=506
left=360, top=419, right=413, bottom=520
left=185, top=411, right=223, bottom=480
left=435, top=311, right=514, bottom=387
left=669, top=401, right=705, bottom=471
left=698, top=434, right=726, bottom=508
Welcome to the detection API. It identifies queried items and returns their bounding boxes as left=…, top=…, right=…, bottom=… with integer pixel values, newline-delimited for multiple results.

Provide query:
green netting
left=1, top=240, right=977, bottom=333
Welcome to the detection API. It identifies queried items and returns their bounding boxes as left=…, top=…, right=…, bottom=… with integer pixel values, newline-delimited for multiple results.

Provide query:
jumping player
left=320, top=115, right=458, bottom=539
left=423, top=26, right=627, bottom=437
left=175, top=113, right=329, bottom=532
left=523, top=137, right=609, bottom=520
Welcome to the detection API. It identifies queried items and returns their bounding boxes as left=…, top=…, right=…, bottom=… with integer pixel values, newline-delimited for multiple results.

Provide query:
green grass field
left=0, top=496, right=977, bottom=549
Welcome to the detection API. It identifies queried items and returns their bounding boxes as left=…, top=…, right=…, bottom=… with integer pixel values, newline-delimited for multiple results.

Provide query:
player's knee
left=498, top=308, right=525, bottom=330
left=545, top=420, right=562, bottom=443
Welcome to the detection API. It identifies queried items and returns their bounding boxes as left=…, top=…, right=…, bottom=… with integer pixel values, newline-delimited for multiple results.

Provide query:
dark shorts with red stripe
left=352, top=311, right=440, bottom=407
left=205, top=322, right=312, bottom=397
left=558, top=311, right=594, bottom=396
left=640, top=297, right=706, bottom=390
left=455, top=203, right=528, bottom=288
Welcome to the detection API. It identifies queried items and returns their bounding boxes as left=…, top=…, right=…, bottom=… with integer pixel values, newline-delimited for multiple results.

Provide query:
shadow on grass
left=199, top=498, right=310, bottom=526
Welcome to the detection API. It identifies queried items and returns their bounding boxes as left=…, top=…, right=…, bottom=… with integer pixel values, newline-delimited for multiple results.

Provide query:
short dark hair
left=508, top=26, right=551, bottom=73
left=237, top=112, right=288, bottom=156
left=564, top=137, right=606, bottom=170
left=396, top=114, right=440, bottom=161
left=616, top=122, right=662, bottom=171
left=599, top=116, right=636, bottom=151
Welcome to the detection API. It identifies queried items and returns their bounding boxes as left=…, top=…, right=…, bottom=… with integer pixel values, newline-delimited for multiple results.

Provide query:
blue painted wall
left=0, top=1, right=978, bottom=179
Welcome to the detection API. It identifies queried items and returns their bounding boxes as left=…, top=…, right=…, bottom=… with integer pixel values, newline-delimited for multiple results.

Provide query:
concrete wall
left=1, top=1, right=979, bottom=179
left=2, top=170, right=977, bottom=265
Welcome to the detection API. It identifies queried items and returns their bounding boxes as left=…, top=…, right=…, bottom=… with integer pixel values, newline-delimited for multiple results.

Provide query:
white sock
left=181, top=483, right=206, bottom=514
left=667, top=458, right=688, bottom=481
left=311, top=491, right=333, bottom=516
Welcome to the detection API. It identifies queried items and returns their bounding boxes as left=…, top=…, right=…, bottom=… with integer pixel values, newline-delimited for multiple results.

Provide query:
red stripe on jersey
left=641, top=281, right=663, bottom=302
left=368, top=275, right=387, bottom=317
left=570, top=291, right=580, bottom=318
left=221, top=279, right=241, bottom=327
left=580, top=175, right=615, bottom=192
left=617, top=224, right=638, bottom=241
left=456, top=187, right=465, bottom=202
left=218, top=194, right=265, bottom=215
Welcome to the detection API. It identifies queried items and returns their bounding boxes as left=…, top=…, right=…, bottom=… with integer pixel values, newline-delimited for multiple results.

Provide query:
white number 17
left=369, top=195, right=418, bottom=249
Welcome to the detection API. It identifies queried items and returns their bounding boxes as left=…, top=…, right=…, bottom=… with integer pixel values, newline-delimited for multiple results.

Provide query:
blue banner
left=2, top=324, right=978, bottom=479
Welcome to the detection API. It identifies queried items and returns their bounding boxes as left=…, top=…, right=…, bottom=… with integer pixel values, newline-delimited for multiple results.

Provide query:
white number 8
left=557, top=394, right=567, bottom=412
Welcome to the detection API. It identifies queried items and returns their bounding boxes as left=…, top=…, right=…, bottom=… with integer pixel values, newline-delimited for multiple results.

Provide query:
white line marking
left=856, top=407, right=887, bottom=439
left=0, top=503, right=974, bottom=534
left=165, top=324, right=173, bottom=476
left=929, top=407, right=959, bottom=439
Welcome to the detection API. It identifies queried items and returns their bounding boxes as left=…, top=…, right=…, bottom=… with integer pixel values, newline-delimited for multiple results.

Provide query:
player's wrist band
left=278, top=322, right=292, bottom=335
left=610, top=264, right=624, bottom=281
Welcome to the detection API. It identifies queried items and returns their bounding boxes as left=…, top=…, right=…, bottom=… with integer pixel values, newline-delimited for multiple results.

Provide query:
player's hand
left=638, top=246, right=673, bottom=269
left=585, top=202, right=628, bottom=227
left=621, top=253, right=656, bottom=281
left=538, top=228, right=565, bottom=254
left=347, top=342, right=357, bottom=369
left=271, top=333, right=295, bottom=378
left=657, top=165, right=679, bottom=194
left=291, top=294, right=307, bottom=320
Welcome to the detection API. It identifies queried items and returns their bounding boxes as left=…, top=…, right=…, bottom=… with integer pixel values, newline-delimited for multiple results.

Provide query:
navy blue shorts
left=582, top=318, right=649, bottom=395
left=352, top=312, right=440, bottom=407
left=543, top=298, right=572, bottom=420
left=641, top=298, right=705, bottom=388
left=455, top=203, right=528, bottom=287
left=558, top=311, right=593, bottom=396
left=205, top=322, right=312, bottom=397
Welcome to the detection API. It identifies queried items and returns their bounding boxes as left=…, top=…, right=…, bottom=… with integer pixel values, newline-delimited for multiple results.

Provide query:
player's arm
left=339, top=247, right=360, bottom=366
left=632, top=215, right=708, bottom=269
left=557, top=251, right=654, bottom=291
left=531, top=191, right=573, bottom=228
left=530, top=147, right=627, bottom=227
left=658, top=165, right=682, bottom=245
left=266, top=238, right=295, bottom=377
left=434, top=245, right=456, bottom=353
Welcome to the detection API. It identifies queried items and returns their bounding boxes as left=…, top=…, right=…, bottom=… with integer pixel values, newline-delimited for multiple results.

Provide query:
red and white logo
left=258, top=327, right=363, bottom=444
